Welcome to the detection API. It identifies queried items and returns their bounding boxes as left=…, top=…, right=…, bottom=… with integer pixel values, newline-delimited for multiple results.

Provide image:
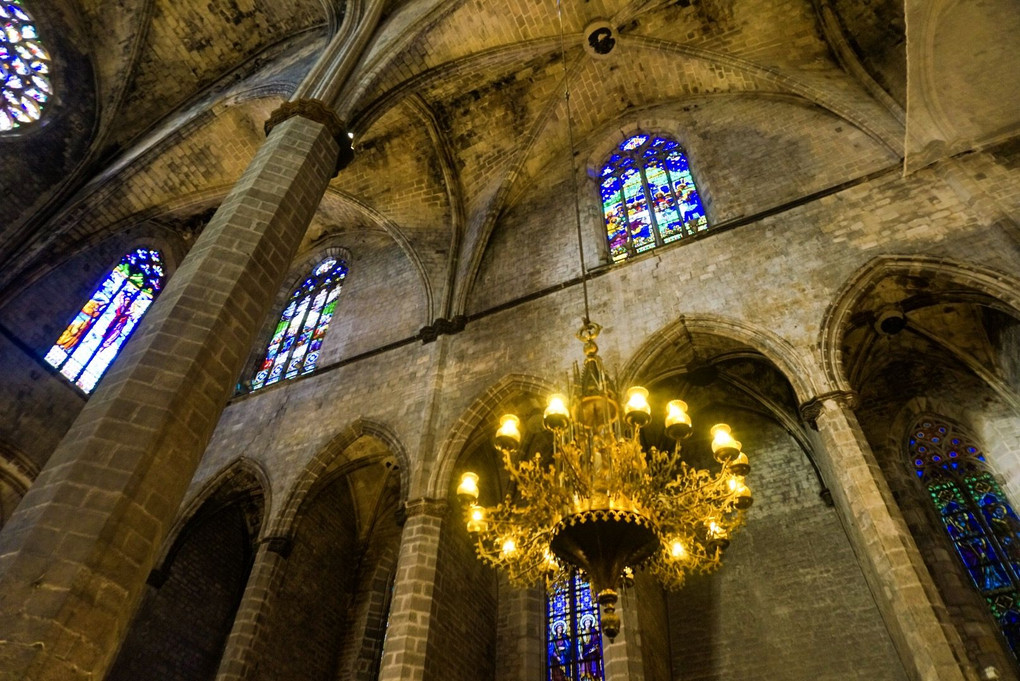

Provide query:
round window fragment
left=1, top=1, right=51, bottom=132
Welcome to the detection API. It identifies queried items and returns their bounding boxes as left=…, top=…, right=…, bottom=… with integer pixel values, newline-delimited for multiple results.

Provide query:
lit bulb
left=624, top=386, right=652, bottom=426
left=495, top=414, right=522, bottom=451
left=502, top=538, right=517, bottom=555
left=457, top=471, right=480, bottom=504
left=544, top=393, right=570, bottom=430
left=670, top=540, right=686, bottom=558
left=664, top=400, right=692, bottom=440
left=466, top=504, right=487, bottom=533
left=710, top=424, right=741, bottom=463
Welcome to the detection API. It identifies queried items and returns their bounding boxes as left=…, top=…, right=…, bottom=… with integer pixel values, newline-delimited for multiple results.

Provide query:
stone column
left=377, top=498, right=447, bottom=681
left=496, top=582, right=544, bottom=681
left=602, top=587, right=644, bottom=681
left=803, top=392, right=974, bottom=681
left=214, top=536, right=292, bottom=681
left=0, top=105, right=349, bottom=681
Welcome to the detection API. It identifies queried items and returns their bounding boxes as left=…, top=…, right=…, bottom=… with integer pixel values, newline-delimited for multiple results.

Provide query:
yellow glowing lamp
left=457, top=471, right=480, bottom=505
left=543, top=393, right=570, bottom=430
left=710, top=424, right=741, bottom=463
left=664, top=400, right=693, bottom=440
left=670, top=539, right=687, bottom=559
left=466, top=504, right=487, bottom=533
left=494, top=414, right=522, bottom=451
left=705, top=519, right=730, bottom=551
left=733, top=483, right=753, bottom=510
left=501, top=537, right=517, bottom=556
left=727, top=451, right=750, bottom=476
left=624, top=386, right=652, bottom=427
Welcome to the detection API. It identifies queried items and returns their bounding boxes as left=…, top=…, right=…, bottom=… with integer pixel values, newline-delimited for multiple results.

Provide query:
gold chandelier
left=456, top=320, right=753, bottom=641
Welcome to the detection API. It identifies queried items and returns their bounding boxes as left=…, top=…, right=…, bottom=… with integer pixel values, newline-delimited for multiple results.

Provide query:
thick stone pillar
left=0, top=107, right=346, bottom=681
left=496, top=582, right=544, bottom=681
left=803, top=392, right=974, bottom=681
left=377, top=498, right=446, bottom=681
left=215, top=537, right=292, bottom=681
left=602, top=587, right=644, bottom=681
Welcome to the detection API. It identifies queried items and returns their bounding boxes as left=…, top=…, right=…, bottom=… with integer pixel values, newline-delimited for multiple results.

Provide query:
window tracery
left=1, top=0, right=51, bottom=132
left=911, top=416, right=1020, bottom=660
left=547, top=571, right=605, bottom=681
left=44, top=248, right=165, bottom=394
left=250, top=256, right=347, bottom=390
left=600, top=134, right=708, bottom=262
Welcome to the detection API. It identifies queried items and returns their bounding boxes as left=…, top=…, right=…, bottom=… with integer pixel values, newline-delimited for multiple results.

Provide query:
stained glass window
left=44, top=248, right=165, bottom=394
left=250, top=256, right=347, bottom=390
left=911, top=417, right=1020, bottom=660
left=1, top=0, right=51, bottom=132
left=601, top=134, right=708, bottom=262
left=547, top=571, right=605, bottom=681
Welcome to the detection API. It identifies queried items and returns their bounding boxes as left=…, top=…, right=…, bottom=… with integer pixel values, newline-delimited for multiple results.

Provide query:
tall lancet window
left=547, top=571, right=605, bottom=681
left=250, top=256, right=347, bottom=390
left=600, top=134, right=708, bottom=262
left=44, top=248, right=165, bottom=394
left=911, top=416, right=1020, bottom=660
left=1, top=0, right=52, bottom=132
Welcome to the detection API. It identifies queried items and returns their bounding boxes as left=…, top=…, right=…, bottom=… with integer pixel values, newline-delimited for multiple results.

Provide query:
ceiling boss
left=457, top=320, right=753, bottom=641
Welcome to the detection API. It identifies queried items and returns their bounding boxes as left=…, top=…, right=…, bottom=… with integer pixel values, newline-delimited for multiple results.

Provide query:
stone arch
left=427, top=373, right=559, bottom=500
left=877, top=399, right=1020, bottom=672
left=620, top=313, right=822, bottom=404
left=818, top=255, right=1020, bottom=394
left=269, top=417, right=410, bottom=539
left=0, top=441, right=35, bottom=529
left=154, top=457, right=270, bottom=574
left=108, top=458, right=267, bottom=681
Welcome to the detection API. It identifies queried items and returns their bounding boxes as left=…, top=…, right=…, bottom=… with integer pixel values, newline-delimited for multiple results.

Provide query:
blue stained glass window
left=547, top=571, right=604, bottom=681
left=250, top=256, right=347, bottom=391
left=911, top=417, right=1020, bottom=660
left=600, top=134, right=708, bottom=262
left=1, top=1, right=51, bottom=132
left=44, top=248, right=165, bottom=394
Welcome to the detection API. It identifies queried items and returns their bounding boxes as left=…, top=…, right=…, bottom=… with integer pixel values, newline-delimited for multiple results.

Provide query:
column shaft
left=813, top=398, right=973, bottom=681
left=215, top=539, right=290, bottom=681
left=377, top=499, right=446, bottom=681
left=0, top=116, right=339, bottom=681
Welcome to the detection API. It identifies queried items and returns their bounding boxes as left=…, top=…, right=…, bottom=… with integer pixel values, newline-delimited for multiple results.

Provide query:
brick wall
left=107, top=505, right=252, bottom=681
left=424, top=504, right=499, bottom=681
left=259, top=477, right=360, bottom=680
left=669, top=411, right=907, bottom=680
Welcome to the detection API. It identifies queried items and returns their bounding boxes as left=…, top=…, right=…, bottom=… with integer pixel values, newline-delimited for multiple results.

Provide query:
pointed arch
left=427, top=373, right=559, bottom=500
left=620, top=314, right=822, bottom=405
left=818, top=255, right=1020, bottom=393
left=156, top=457, right=271, bottom=573
left=270, top=417, right=410, bottom=539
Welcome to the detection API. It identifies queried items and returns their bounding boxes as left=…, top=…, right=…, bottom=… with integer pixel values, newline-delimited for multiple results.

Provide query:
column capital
left=264, top=98, right=354, bottom=174
left=799, top=390, right=859, bottom=428
left=402, top=497, right=448, bottom=520
left=258, top=535, right=294, bottom=558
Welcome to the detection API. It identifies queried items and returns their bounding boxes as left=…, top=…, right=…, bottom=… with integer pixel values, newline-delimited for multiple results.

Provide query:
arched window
left=1, top=0, right=52, bottom=132
left=600, top=134, right=708, bottom=262
left=44, top=248, right=165, bottom=394
left=547, top=571, right=605, bottom=681
left=250, top=256, right=347, bottom=391
left=911, top=416, right=1020, bottom=660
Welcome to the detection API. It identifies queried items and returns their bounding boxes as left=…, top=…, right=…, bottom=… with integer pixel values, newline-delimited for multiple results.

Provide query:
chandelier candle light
left=456, top=321, right=753, bottom=641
